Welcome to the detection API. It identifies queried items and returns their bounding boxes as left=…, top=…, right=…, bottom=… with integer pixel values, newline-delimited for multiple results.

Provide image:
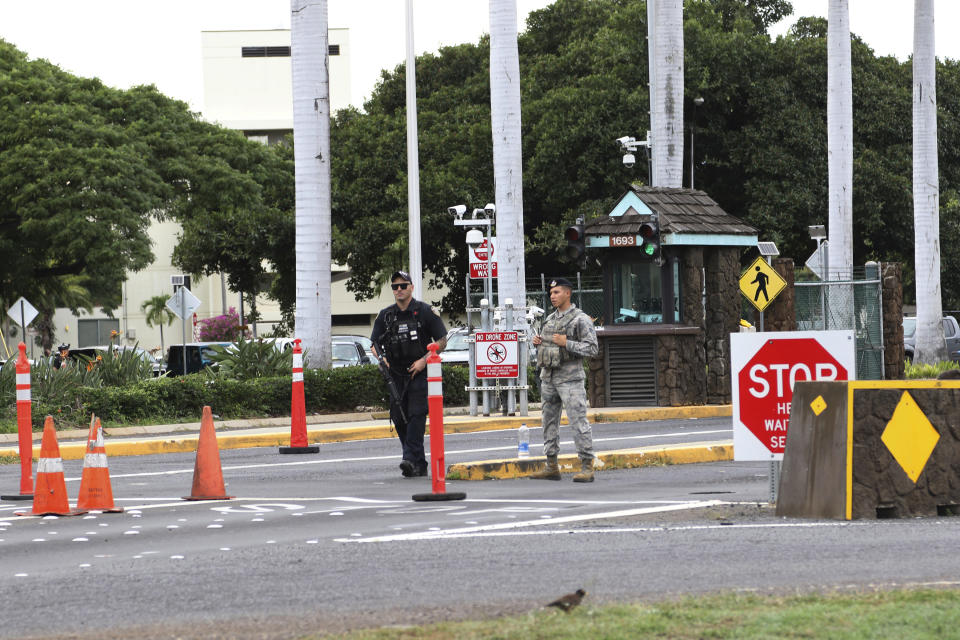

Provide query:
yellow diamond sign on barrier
left=810, top=395, right=827, bottom=416
left=881, top=391, right=940, bottom=483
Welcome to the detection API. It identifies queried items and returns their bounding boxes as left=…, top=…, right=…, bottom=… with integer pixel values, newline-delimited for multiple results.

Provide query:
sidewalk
left=0, top=405, right=733, bottom=478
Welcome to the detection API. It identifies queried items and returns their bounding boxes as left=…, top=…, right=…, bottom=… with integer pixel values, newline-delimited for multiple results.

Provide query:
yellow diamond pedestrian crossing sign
left=739, top=257, right=787, bottom=312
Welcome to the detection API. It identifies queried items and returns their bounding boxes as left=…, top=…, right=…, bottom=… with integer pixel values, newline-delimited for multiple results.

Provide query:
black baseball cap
left=548, top=277, right=573, bottom=289
left=391, top=270, right=412, bottom=283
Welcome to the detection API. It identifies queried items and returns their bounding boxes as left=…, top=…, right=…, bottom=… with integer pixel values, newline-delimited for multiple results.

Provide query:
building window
left=332, top=314, right=371, bottom=327
left=611, top=262, right=663, bottom=324
left=78, top=319, right=120, bottom=347
left=241, top=45, right=340, bottom=57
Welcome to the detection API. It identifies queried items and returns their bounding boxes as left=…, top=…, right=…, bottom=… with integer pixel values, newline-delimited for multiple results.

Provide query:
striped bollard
left=2, top=343, right=33, bottom=501
left=413, top=343, right=465, bottom=502
left=279, top=339, right=319, bottom=454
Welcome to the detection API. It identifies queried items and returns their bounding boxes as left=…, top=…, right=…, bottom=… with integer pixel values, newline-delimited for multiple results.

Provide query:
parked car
left=440, top=328, right=471, bottom=364
left=166, top=342, right=231, bottom=376
left=439, top=327, right=536, bottom=365
left=333, top=334, right=375, bottom=360
left=903, top=316, right=960, bottom=362
left=331, top=339, right=374, bottom=368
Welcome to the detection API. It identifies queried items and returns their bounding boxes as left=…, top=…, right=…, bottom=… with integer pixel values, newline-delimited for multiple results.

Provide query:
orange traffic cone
left=30, top=416, right=86, bottom=516
left=77, top=416, right=123, bottom=513
left=183, top=406, right=234, bottom=501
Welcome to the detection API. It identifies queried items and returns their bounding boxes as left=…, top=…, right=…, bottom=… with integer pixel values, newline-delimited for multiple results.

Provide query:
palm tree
left=290, top=0, right=332, bottom=368
left=141, top=295, right=176, bottom=358
left=912, top=0, right=946, bottom=364
left=827, top=0, right=853, bottom=281
left=648, top=0, right=684, bottom=187
left=489, top=0, right=527, bottom=313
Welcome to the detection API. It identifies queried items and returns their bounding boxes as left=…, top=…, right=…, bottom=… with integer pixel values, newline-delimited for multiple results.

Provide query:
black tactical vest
left=383, top=301, right=429, bottom=367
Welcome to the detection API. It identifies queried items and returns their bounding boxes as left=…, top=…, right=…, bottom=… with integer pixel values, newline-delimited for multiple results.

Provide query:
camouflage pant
left=540, top=379, right=593, bottom=461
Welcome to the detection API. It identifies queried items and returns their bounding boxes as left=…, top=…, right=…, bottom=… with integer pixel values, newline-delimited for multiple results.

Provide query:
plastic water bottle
left=518, top=423, right=530, bottom=458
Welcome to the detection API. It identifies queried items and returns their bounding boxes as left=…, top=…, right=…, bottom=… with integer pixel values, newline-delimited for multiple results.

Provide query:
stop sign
left=731, top=331, right=855, bottom=461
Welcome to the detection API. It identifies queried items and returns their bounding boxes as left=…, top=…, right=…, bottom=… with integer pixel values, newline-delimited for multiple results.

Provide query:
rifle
left=374, top=346, right=408, bottom=424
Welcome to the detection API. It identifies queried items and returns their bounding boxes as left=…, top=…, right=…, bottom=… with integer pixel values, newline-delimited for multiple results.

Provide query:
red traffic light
left=565, top=225, right=583, bottom=242
left=639, top=221, right=658, bottom=239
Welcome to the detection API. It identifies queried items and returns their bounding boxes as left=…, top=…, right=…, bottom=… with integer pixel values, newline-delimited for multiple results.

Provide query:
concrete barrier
left=777, top=380, right=960, bottom=520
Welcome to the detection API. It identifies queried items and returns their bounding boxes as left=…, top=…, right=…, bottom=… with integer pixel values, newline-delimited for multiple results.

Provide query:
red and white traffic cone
left=2, top=343, right=33, bottom=501
left=413, top=343, right=465, bottom=502
left=279, top=339, right=318, bottom=454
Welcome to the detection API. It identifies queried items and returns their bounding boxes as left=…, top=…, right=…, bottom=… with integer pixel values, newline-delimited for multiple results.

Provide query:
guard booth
left=583, top=186, right=757, bottom=407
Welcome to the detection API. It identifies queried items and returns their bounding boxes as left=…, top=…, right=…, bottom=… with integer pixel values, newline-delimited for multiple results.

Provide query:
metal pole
left=405, top=0, right=423, bottom=292
left=19, top=301, right=25, bottom=358
left=466, top=273, right=477, bottom=416
left=820, top=239, right=827, bottom=330
left=576, top=272, right=583, bottom=310
left=506, top=300, right=516, bottom=415
left=220, top=273, right=228, bottom=315
left=485, top=223, right=493, bottom=309
left=690, top=118, right=694, bottom=189
left=181, top=293, right=188, bottom=376
left=480, top=298, right=490, bottom=416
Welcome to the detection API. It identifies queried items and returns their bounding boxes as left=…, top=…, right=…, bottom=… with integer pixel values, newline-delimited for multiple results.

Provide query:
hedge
left=1, top=364, right=542, bottom=431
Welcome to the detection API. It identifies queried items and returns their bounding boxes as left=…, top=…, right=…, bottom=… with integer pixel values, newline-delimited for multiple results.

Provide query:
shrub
left=205, top=339, right=293, bottom=380
left=197, top=307, right=250, bottom=342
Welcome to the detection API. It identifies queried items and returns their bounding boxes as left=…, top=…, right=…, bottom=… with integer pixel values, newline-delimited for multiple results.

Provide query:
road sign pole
left=20, top=301, right=26, bottom=358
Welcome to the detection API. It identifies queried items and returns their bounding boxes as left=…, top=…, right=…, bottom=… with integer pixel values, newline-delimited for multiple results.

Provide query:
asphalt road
left=2, top=417, right=960, bottom=639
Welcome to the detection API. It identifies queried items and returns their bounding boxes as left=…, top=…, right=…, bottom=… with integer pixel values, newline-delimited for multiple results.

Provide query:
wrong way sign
left=731, top=330, right=855, bottom=461
left=468, top=238, right=498, bottom=279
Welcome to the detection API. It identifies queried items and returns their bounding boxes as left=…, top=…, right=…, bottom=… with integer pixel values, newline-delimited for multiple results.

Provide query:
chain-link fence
left=464, top=274, right=604, bottom=324
left=795, top=265, right=884, bottom=380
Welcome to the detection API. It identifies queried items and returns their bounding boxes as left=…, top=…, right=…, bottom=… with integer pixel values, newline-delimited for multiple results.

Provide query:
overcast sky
left=0, top=1, right=956, bottom=113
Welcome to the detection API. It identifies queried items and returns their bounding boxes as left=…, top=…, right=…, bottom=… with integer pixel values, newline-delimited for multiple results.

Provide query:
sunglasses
left=391, top=283, right=410, bottom=290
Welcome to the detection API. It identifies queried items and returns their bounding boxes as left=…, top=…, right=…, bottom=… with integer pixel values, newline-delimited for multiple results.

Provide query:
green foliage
left=322, top=0, right=960, bottom=311
left=905, top=360, right=960, bottom=379
left=78, top=347, right=155, bottom=387
left=204, top=340, right=293, bottom=381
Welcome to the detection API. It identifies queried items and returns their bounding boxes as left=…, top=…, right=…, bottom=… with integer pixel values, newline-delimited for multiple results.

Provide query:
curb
left=0, top=405, right=731, bottom=460
left=446, top=441, right=735, bottom=480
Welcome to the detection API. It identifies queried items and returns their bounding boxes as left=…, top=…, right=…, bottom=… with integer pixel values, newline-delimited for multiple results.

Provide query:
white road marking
left=55, top=429, right=730, bottom=482
left=337, top=500, right=727, bottom=543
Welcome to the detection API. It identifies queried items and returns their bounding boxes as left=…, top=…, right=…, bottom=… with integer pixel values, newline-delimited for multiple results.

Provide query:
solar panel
left=757, top=241, right=779, bottom=257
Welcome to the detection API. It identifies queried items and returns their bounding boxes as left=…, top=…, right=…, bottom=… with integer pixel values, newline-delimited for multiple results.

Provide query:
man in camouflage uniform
left=530, top=277, right=599, bottom=482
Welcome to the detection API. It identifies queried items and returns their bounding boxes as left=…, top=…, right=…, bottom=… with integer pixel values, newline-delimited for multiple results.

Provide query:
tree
left=140, top=295, right=176, bottom=357
left=291, top=0, right=333, bottom=369
left=489, top=0, right=528, bottom=314
left=649, top=0, right=684, bottom=187
left=912, top=0, right=946, bottom=363
left=827, top=0, right=853, bottom=279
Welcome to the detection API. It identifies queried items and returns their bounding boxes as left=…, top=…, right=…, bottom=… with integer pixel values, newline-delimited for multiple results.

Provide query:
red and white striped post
left=413, top=343, right=465, bottom=501
left=279, top=339, right=318, bottom=454
left=2, top=343, right=33, bottom=500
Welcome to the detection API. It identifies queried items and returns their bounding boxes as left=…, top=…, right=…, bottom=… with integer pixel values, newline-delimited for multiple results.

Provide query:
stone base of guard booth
left=777, top=380, right=960, bottom=520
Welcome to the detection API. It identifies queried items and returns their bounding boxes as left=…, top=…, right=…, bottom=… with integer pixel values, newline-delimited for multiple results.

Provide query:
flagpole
left=405, top=0, right=423, bottom=292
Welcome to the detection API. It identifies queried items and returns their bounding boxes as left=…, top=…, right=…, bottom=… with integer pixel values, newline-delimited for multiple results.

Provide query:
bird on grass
left=547, top=589, right=587, bottom=612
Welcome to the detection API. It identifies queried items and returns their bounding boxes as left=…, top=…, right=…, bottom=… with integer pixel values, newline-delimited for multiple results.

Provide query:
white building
left=48, top=28, right=424, bottom=357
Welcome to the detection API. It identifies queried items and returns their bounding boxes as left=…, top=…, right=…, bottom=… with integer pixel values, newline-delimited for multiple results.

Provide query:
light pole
left=690, top=96, right=703, bottom=189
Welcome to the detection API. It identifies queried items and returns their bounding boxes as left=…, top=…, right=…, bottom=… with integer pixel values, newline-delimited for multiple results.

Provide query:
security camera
left=623, top=153, right=636, bottom=168
left=448, top=204, right=467, bottom=218
left=465, top=228, right=484, bottom=247
left=473, top=208, right=486, bottom=219
left=616, top=135, right=633, bottom=147
left=484, top=203, right=496, bottom=215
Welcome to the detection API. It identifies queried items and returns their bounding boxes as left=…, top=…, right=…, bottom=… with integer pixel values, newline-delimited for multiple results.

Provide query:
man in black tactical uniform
left=371, top=271, right=447, bottom=478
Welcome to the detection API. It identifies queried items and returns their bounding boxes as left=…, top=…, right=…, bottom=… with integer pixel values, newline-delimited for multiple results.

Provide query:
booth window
left=612, top=262, right=663, bottom=323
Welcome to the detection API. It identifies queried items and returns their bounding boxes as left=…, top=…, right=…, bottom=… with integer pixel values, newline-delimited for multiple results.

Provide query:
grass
left=905, top=359, right=960, bottom=379
left=316, top=588, right=960, bottom=639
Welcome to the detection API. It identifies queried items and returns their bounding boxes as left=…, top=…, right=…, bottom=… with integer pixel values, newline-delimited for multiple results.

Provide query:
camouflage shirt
left=537, top=304, right=598, bottom=384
